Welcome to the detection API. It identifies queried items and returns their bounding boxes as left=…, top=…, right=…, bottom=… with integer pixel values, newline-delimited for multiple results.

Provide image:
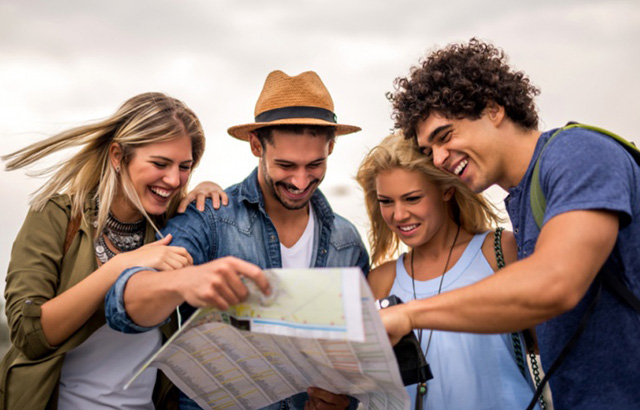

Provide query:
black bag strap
left=602, top=267, right=640, bottom=313
left=525, top=274, right=603, bottom=410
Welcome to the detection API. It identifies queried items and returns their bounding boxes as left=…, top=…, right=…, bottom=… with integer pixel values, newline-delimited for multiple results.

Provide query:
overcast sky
left=1, top=0, right=639, bottom=295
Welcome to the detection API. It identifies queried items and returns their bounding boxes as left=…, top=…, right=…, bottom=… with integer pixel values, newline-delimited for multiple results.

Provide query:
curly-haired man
left=381, top=38, right=640, bottom=410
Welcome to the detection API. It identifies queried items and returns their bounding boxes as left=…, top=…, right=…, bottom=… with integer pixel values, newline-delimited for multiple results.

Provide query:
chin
left=143, top=201, right=170, bottom=216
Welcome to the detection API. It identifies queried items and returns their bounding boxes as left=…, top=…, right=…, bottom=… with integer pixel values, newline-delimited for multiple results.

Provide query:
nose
left=164, top=166, right=181, bottom=188
left=393, top=202, right=410, bottom=222
left=291, top=169, right=311, bottom=190
left=432, top=146, right=449, bottom=169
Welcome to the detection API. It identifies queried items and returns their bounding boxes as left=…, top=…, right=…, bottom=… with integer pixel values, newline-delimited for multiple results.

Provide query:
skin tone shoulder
left=380, top=106, right=619, bottom=345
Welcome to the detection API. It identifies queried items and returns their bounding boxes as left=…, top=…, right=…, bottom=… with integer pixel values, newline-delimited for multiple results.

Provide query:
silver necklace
left=410, top=225, right=460, bottom=410
left=95, top=234, right=116, bottom=264
left=94, top=198, right=146, bottom=263
left=103, top=211, right=145, bottom=252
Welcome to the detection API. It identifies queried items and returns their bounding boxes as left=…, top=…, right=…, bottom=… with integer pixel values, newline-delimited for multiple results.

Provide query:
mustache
left=276, top=179, right=320, bottom=192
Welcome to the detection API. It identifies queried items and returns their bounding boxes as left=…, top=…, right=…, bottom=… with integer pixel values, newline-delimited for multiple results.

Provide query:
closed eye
left=420, top=146, right=433, bottom=158
left=439, top=130, right=452, bottom=143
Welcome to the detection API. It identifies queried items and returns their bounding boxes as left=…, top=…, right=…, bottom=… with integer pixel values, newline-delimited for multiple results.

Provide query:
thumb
left=149, top=233, right=172, bottom=246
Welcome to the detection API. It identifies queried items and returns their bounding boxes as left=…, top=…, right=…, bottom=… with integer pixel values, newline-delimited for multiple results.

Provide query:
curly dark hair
left=388, top=38, right=541, bottom=140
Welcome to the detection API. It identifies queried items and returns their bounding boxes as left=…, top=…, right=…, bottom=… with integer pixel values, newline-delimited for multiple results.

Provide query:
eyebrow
left=401, top=190, right=423, bottom=198
left=274, top=157, right=326, bottom=165
left=149, top=155, right=194, bottom=164
left=377, top=189, right=422, bottom=199
left=427, top=124, right=453, bottom=143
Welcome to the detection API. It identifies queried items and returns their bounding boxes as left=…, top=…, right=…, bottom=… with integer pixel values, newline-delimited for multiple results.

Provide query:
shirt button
left=25, top=299, right=33, bottom=305
left=320, top=249, right=327, bottom=255
left=269, top=235, right=276, bottom=242
left=514, top=228, right=519, bottom=234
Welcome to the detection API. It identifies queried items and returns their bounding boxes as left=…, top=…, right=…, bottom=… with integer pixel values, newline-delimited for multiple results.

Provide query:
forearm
left=403, top=260, right=561, bottom=334
left=123, top=269, right=185, bottom=328
left=402, top=211, right=616, bottom=334
left=39, top=258, right=127, bottom=346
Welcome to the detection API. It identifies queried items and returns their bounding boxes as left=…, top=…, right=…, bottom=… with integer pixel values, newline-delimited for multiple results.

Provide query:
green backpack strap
left=530, top=122, right=640, bottom=229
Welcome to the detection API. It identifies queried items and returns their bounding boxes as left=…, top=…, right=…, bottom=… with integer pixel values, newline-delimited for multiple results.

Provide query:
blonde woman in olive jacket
left=0, top=93, right=236, bottom=410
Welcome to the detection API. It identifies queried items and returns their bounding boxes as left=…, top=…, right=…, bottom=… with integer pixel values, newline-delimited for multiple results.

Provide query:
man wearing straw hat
left=106, top=70, right=369, bottom=410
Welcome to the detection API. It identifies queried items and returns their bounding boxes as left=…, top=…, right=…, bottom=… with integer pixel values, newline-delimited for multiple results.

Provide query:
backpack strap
left=525, top=123, right=640, bottom=409
left=530, top=122, right=640, bottom=229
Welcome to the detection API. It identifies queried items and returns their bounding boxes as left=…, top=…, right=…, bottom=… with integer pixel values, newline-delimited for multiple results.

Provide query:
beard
left=261, top=161, right=321, bottom=211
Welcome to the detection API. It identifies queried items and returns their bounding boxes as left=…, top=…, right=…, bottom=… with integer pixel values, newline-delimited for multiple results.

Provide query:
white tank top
left=58, top=324, right=161, bottom=409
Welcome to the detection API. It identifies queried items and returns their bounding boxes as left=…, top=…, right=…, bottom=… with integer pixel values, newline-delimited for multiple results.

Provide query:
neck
left=412, top=219, right=463, bottom=261
left=259, top=183, right=312, bottom=248
left=496, top=125, right=542, bottom=190
left=109, top=196, right=143, bottom=223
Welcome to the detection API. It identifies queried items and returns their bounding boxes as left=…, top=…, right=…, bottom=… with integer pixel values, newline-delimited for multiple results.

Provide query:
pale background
left=1, top=0, right=639, bottom=307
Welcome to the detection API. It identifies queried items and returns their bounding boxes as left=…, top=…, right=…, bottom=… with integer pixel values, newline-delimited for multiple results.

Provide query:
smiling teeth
left=150, top=187, right=171, bottom=198
left=286, top=187, right=304, bottom=194
left=454, top=159, right=469, bottom=176
left=399, top=224, right=419, bottom=232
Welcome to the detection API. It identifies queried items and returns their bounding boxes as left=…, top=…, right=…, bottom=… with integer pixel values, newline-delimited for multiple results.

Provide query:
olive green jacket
left=0, top=195, right=178, bottom=410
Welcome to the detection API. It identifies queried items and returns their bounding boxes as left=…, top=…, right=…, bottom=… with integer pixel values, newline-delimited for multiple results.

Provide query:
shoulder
left=367, top=260, right=397, bottom=299
left=327, top=213, right=366, bottom=247
left=208, top=185, right=260, bottom=230
left=537, top=126, right=638, bottom=224
left=47, top=194, right=73, bottom=215
left=541, top=126, right=633, bottom=170
left=14, top=196, right=71, bottom=253
left=331, top=213, right=360, bottom=234
left=25, top=195, right=73, bottom=228
left=481, top=229, right=518, bottom=271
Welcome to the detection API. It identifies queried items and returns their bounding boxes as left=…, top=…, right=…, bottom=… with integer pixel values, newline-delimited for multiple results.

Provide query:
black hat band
left=255, top=106, right=337, bottom=124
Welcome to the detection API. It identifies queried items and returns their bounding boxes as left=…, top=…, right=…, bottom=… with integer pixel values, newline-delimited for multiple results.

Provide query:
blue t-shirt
left=505, top=126, right=640, bottom=410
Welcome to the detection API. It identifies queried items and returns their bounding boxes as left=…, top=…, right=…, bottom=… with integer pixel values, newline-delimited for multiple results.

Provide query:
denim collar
left=238, top=167, right=335, bottom=227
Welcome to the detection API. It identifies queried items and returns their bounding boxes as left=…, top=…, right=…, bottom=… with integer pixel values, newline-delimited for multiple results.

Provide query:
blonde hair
left=356, top=132, right=500, bottom=267
left=3, top=92, right=205, bottom=236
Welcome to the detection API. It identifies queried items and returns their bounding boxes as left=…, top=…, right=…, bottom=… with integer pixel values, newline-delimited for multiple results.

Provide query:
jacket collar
left=238, top=167, right=335, bottom=227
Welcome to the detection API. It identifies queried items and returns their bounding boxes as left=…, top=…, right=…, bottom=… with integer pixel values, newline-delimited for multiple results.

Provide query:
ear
left=327, top=139, right=335, bottom=155
left=109, top=143, right=123, bottom=171
left=443, top=186, right=455, bottom=201
left=485, top=101, right=506, bottom=127
left=248, top=133, right=263, bottom=158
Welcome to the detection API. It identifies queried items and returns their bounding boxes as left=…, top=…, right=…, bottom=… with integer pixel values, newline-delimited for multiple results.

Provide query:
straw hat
left=227, top=70, right=361, bottom=141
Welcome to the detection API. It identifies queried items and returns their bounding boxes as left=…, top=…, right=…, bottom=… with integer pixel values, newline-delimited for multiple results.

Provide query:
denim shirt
left=106, top=168, right=369, bottom=409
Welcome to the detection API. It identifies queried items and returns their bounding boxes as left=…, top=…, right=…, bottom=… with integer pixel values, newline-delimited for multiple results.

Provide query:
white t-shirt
left=279, top=206, right=316, bottom=268
left=58, top=324, right=161, bottom=409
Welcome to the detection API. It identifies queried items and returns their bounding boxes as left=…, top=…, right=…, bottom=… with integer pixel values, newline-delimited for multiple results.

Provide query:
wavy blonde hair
left=3, top=92, right=205, bottom=237
left=356, top=132, right=500, bottom=267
